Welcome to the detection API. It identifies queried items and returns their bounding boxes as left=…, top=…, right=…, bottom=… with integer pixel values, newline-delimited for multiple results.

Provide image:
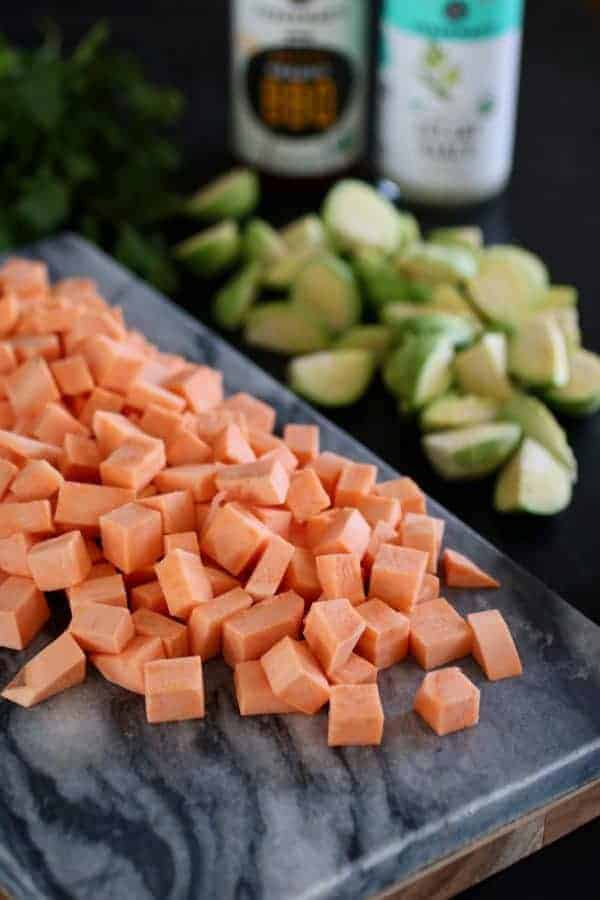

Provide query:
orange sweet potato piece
left=11, top=459, right=63, bottom=501
left=0, top=401, right=15, bottom=430
left=126, top=379, right=187, bottom=413
left=356, top=599, right=409, bottom=668
left=92, top=635, right=165, bottom=694
left=442, top=549, right=500, bottom=589
left=80, top=334, right=145, bottom=393
left=67, top=574, right=128, bottom=610
left=245, top=535, right=294, bottom=600
left=92, top=410, right=153, bottom=458
left=139, top=404, right=184, bottom=443
left=144, top=656, right=205, bottom=723
left=0, top=291, right=20, bottom=337
left=418, top=573, right=440, bottom=604
left=61, top=434, right=101, bottom=482
left=100, top=438, right=166, bottom=492
left=0, top=499, right=54, bottom=538
left=164, top=531, right=199, bottom=555
left=303, top=598, right=366, bottom=675
left=70, top=604, right=134, bottom=655
left=234, top=660, right=296, bottom=715
left=0, top=430, right=63, bottom=466
left=55, top=482, right=135, bottom=533
left=0, top=458, right=18, bottom=499
left=0, top=343, right=17, bottom=375
left=467, top=609, right=522, bottom=681
left=12, top=334, right=61, bottom=363
left=247, top=430, right=298, bottom=472
left=215, top=457, right=289, bottom=506
left=0, top=575, right=50, bottom=649
left=313, top=508, right=371, bottom=559
left=0, top=258, right=48, bottom=300
left=130, top=580, right=168, bottom=615
left=196, top=409, right=248, bottom=442
left=222, top=392, right=276, bottom=433
left=305, top=451, right=349, bottom=496
left=363, top=521, right=398, bottom=573
left=281, top=547, right=321, bottom=603
left=0, top=533, right=36, bottom=577
left=85, top=562, right=118, bottom=580
left=27, top=530, right=91, bottom=591
left=356, top=494, right=401, bottom=529
left=201, top=502, right=268, bottom=576
left=155, top=463, right=218, bottom=502
left=155, top=549, right=213, bottom=620
left=369, top=544, right=427, bottom=612
left=251, top=507, right=292, bottom=539
left=283, top=423, right=319, bottom=466
left=165, top=364, right=223, bottom=413
left=2, top=632, right=86, bottom=708
left=188, top=587, right=253, bottom=659
left=286, top=468, right=330, bottom=522
left=100, top=502, right=163, bottom=573
left=131, top=608, right=189, bottom=658
left=166, top=427, right=211, bottom=465
left=400, top=513, right=445, bottom=575
left=138, top=490, right=197, bottom=535
left=4, top=356, right=59, bottom=416
left=78, top=387, right=124, bottom=427
left=34, top=403, right=89, bottom=447
left=414, top=667, right=480, bottom=736
left=374, top=476, right=426, bottom=514
left=213, top=423, right=255, bottom=465
left=316, top=553, right=365, bottom=605
left=327, top=652, right=378, bottom=686
left=328, top=683, right=384, bottom=746
left=410, top=597, right=472, bottom=670
left=50, top=355, right=95, bottom=396
left=222, top=590, right=304, bottom=666
left=204, top=565, right=240, bottom=597
left=334, top=462, right=377, bottom=507
left=261, top=637, right=329, bottom=714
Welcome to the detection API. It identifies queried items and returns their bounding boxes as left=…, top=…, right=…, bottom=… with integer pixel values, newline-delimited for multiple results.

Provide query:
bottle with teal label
left=378, top=0, right=525, bottom=205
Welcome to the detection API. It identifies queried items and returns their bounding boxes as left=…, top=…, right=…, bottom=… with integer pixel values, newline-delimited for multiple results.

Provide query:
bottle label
left=231, top=0, right=367, bottom=177
left=378, top=0, right=524, bottom=200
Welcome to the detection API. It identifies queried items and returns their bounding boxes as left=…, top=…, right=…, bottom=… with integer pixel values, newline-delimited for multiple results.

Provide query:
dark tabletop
left=4, top=3, right=600, bottom=898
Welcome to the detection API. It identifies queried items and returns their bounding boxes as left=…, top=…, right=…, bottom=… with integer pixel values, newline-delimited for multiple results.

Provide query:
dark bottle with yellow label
left=230, top=0, right=369, bottom=183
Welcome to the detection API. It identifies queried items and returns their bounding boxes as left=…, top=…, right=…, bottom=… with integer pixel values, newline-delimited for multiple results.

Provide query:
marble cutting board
left=0, top=233, right=599, bottom=900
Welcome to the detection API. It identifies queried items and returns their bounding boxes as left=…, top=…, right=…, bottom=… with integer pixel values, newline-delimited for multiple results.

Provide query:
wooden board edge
left=371, top=776, right=600, bottom=900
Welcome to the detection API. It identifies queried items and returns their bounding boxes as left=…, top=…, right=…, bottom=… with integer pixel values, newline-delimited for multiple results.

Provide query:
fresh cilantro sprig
left=0, top=22, right=184, bottom=291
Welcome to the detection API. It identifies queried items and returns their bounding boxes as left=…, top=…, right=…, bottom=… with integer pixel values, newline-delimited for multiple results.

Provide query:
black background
left=4, top=2, right=600, bottom=898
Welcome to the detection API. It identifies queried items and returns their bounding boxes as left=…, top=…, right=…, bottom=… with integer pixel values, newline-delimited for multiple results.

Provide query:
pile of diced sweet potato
left=0, top=258, right=522, bottom=745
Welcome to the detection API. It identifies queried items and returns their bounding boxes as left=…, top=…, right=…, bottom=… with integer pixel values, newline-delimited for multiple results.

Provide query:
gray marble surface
left=1, top=233, right=599, bottom=900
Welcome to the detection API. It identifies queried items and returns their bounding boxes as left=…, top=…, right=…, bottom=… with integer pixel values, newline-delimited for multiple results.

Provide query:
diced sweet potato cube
left=0, top=532, right=36, bottom=577
left=79, top=387, right=124, bottom=427
left=418, top=573, right=440, bottom=604
left=188, top=587, right=253, bottom=659
left=334, top=462, right=377, bottom=507
left=11, top=459, right=63, bottom=501
left=4, top=356, right=59, bottom=416
left=286, top=468, right=330, bottom=522
left=369, top=544, right=427, bottom=612
left=130, top=580, right=168, bottom=614
left=374, top=476, right=425, bottom=515
left=50, top=355, right=95, bottom=396
left=165, top=364, right=223, bottom=413
left=0, top=258, right=48, bottom=300
left=196, top=409, right=248, bottom=442
left=467, top=609, right=522, bottom=681
left=12, top=334, right=61, bottom=363
left=328, top=652, right=378, bottom=686
left=305, top=451, right=349, bottom=496
left=144, top=656, right=205, bottom=723
left=355, top=598, right=409, bottom=668
left=0, top=342, right=17, bottom=375
left=222, top=590, right=304, bottom=666
left=0, top=499, right=54, bottom=538
left=92, top=410, right=152, bottom=458
left=126, top=379, right=187, bottom=413
left=67, top=574, right=128, bottom=610
left=248, top=430, right=298, bottom=472
left=166, top=427, right=211, bottom=465
left=356, top=494, right=401, bottom=529
left=64, top=311, right=126, bottom=354
left=164, top=531, right=199, bottom=555
left=221, top=392, right=275, bottom=433
left=155, top=464, right=218, bottom=502
left=283, top=423, right=319, bottom=466
left=139, top=404, right=184, bottom=443
left=0, top=575, right=50, bottom=649
left=316, top=553, right=365, bottom=605
left=100, top=502, right=163, bottom=574
left=100, top=438, right=165, bottom=492
left=304, top=598, right=366, bottom=675
left=414, top=667, right=480, bottom=736
left=55, top=482, right=135, bottom=533
left=2, top=632, right=86, bottom=708
left=213, top=423, right=255, bottom=465
left=215, top=457, right=289, bottom=507
left=0, top=401, right=15, bottom=430
left=92, top=635, right=165, bottom=694
left=81, top=334, right=145, bottom=393
left=204, top=565, right=240, bottom=597
left=0, top=458, right=18, bottom=498
left=27, top=530, right=91, bottom=591
left=201, top=502, right=268, bottom=575
left=363, top=521, right=398, bottom=572
left=244, top=535, right=294, bottom=600
left=123, top=565, right=157, bottom=590
left=0, top=429, right=63, bottom=466
left=441, top=549, right=500, bottom=589
left=261, top=637, right=329, bottom=714
left=155, top=549, right=213, bottom=620
left=400, top=513, right=445, bottom=574
left=70, top=604, right=134, bottom=654
left=34, top=403, right=89, bottom=448
left=328, top=683, right=384, bottom=746
left=410, top=598, right=472, bottom=670
left=86, top=562, right=118, bottom=580
left=304, top=510, right=336, bottom=549
left=61, top=433, right=101, bottom=482
left=251, top=507, right=292, bottom=540
left=138, top=490, right=195, bottom=534
left=131, top=608, right=189, bottom=658
left=234, top=660, right=296, bottom=715
left=0, top=291, right=20, bottom=337
left=281, top=547, right=321, bottom=602
left=313, top=508, right=371, bottom=560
